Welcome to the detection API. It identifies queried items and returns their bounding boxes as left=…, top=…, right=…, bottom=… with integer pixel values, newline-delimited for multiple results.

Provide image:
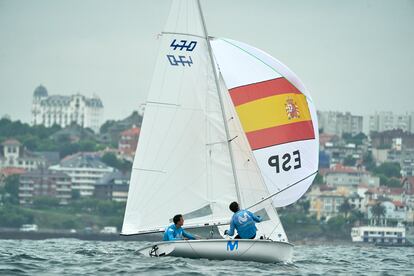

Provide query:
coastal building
left=307, top=186, right=348, bottom=220
left=49, top=152, right=114, bottom=197
left=317, top=111, right=363, bottom=136
left=320, top=137, right=368, bottom=166
left=351, top=226, right=406, bottom=244
left=322, top=164, right=380, bottom=188
left=19, top=169, right=72, bottom=205
left=31, top=85, right=104, bottom=133
left=368, top=111, right=414, bottom=133
left=367, top=201, right=406, bottom=223
left=118, top=126, right=140, bottom=161
left=0, top=139, right=45, bottom=171
left=94, top=171, right=130, bottom=202
left=370, top=129, right=414, bottom=149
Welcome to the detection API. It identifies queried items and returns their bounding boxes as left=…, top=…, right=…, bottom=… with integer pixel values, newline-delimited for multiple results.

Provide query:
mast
left=196, top=0, right=242, bottom=205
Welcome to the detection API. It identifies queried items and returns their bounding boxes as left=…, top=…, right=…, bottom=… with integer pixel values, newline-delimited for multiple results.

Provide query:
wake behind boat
left=121, top=0, right=319, bottom=264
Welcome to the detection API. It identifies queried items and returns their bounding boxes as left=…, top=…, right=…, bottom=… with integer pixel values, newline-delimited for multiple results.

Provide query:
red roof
left=392, top=201, right=405, bottom=207
left=323, top=164, right=362, bottom=175
left=1, top=139, right=21, bottom=146
left=0, top=167, right=26, bottom=176
left=367, top=186, right=405, bottom=196
left=121, top=127, right=140, bottom=137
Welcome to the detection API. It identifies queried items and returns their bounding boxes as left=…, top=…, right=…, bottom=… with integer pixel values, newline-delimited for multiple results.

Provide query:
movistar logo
left=238, top=212, right=250, bottom=224
left=227, top=241, right=239, bottom=251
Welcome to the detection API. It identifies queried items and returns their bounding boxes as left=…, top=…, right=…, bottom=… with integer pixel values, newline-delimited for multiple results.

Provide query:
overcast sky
left=0, top=0, right=413, bottom=123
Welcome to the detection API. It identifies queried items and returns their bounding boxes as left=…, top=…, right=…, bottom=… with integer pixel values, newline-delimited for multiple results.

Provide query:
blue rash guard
left=227, top=210, right=262, bottom=239
left=163, top=224, right=196, bottom=241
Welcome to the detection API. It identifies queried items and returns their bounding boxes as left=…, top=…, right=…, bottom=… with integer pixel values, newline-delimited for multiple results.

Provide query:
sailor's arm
left=226, top=220, right=235, bottom=236
left=182, top=229, right=196, bottom=240
left=249, top=211, right=262, bottom=222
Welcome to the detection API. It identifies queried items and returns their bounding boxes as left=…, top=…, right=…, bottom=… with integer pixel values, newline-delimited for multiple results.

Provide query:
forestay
left=211, top=38, right=319, bottom=208
left=121, top=0, right=238, bottom=235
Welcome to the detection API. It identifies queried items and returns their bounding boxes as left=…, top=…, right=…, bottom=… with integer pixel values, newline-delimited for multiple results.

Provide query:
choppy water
left=0, top=239, right=413, bottom=275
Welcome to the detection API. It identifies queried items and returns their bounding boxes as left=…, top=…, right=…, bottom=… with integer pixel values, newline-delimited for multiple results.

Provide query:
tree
left=349, top=210, right=365, bottom=226
left=325, top=216, right=347, bottom=232
left=299, top=200, right=310, bottom=214
left=362, top=152, right=376, bottom=172
left=313, top=173, right=324, bottom=185
left=59, top=143, right=80, bottom=158
left=100, top=120, right=117, bottom=134
left=374, top=162, right=401, bottom=178
left=343, top=155, right=356, bottom=166
left=102, top=153, right=120, bottom=168
left=371, top=203, right=386, bottom=225
left=387, top=178, right=402, bottom=188
left=376, top=174, right=402, bottom=188
left=33, top=196, right=60, bottom=209
left=342, top=132, right=367, bottom=146
left=338, top=199, right=353, bottom=218
left=4, top=175, right=20, bottom=204
left=0, top=205, right=34, bottom=227
left=101, top=153, right=132, bottom=172
left=71, top=189, right=81, bottom=200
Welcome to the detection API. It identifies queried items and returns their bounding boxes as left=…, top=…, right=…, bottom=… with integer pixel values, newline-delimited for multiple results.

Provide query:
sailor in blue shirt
left=163, top=214, right=196, bottom=241
left=224, top=201, right=262, bottom=239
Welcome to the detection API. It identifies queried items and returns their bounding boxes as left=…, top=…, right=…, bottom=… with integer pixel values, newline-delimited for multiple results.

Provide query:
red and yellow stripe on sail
left=229, top=77, right=315, bottom=150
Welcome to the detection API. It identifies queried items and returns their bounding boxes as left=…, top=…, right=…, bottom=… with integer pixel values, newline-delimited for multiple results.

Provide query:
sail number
left=167, top=39, right=197, bottom=67
left=167, top=55, right=193, bottom=67
left=170, top=39, right=197, bottom=51
left=268, top=150, right=301, bottom=173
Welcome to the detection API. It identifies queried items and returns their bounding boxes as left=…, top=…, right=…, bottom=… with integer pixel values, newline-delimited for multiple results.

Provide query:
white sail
left=218, top=73, right=288, bottom=241
left=211, top=38, right=319, bottom=208
left=121, top=0, right=238, bottom=235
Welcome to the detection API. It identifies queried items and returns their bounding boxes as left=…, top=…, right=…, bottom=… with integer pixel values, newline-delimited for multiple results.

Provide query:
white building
left=368, top=111, right=414, bottom=133
left=317, top=111, right=363, bottom=136
left=324, top=165, right=380, bottom=188
left=31, top=85, right=104, bottom=133
left=0, top=139, right=45, bottom=171
left=49, top=152, right=114, bottom=197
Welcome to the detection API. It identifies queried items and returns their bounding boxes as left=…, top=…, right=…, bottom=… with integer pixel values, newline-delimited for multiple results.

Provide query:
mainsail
left=121, top=0, right=239, bottom=235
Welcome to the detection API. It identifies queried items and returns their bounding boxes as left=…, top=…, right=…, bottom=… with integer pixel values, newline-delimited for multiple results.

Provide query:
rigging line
left=146, top=101, right=180, bottom=106
left=246, top=170, right=319, bottom=210
left=185, top=240, right=202, bottom=259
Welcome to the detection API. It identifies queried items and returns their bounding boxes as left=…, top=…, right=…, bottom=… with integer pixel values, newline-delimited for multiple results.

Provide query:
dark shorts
left=234, top=234, right=256, bottom=239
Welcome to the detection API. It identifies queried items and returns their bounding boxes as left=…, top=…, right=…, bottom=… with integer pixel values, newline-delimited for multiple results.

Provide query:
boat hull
left=137, top=239, right=293, bottom=263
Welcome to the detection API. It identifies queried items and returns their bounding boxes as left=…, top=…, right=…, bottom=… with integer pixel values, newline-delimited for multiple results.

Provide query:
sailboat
left=121, top=0, right=319, bottom=263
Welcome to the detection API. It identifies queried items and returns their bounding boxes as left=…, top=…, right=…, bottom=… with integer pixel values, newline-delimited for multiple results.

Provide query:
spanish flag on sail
left=229, top=77, right=315, bottom=150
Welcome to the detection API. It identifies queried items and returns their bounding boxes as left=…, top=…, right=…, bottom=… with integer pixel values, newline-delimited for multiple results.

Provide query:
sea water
left=0, top=239, right=413, bottom=275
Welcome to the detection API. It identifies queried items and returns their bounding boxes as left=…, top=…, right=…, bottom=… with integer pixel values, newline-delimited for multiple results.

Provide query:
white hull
left=137, top=239, right=293, bottom=263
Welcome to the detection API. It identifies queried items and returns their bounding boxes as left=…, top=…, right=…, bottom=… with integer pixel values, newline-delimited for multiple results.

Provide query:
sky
left=0, top=0, right=413, bottom=123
